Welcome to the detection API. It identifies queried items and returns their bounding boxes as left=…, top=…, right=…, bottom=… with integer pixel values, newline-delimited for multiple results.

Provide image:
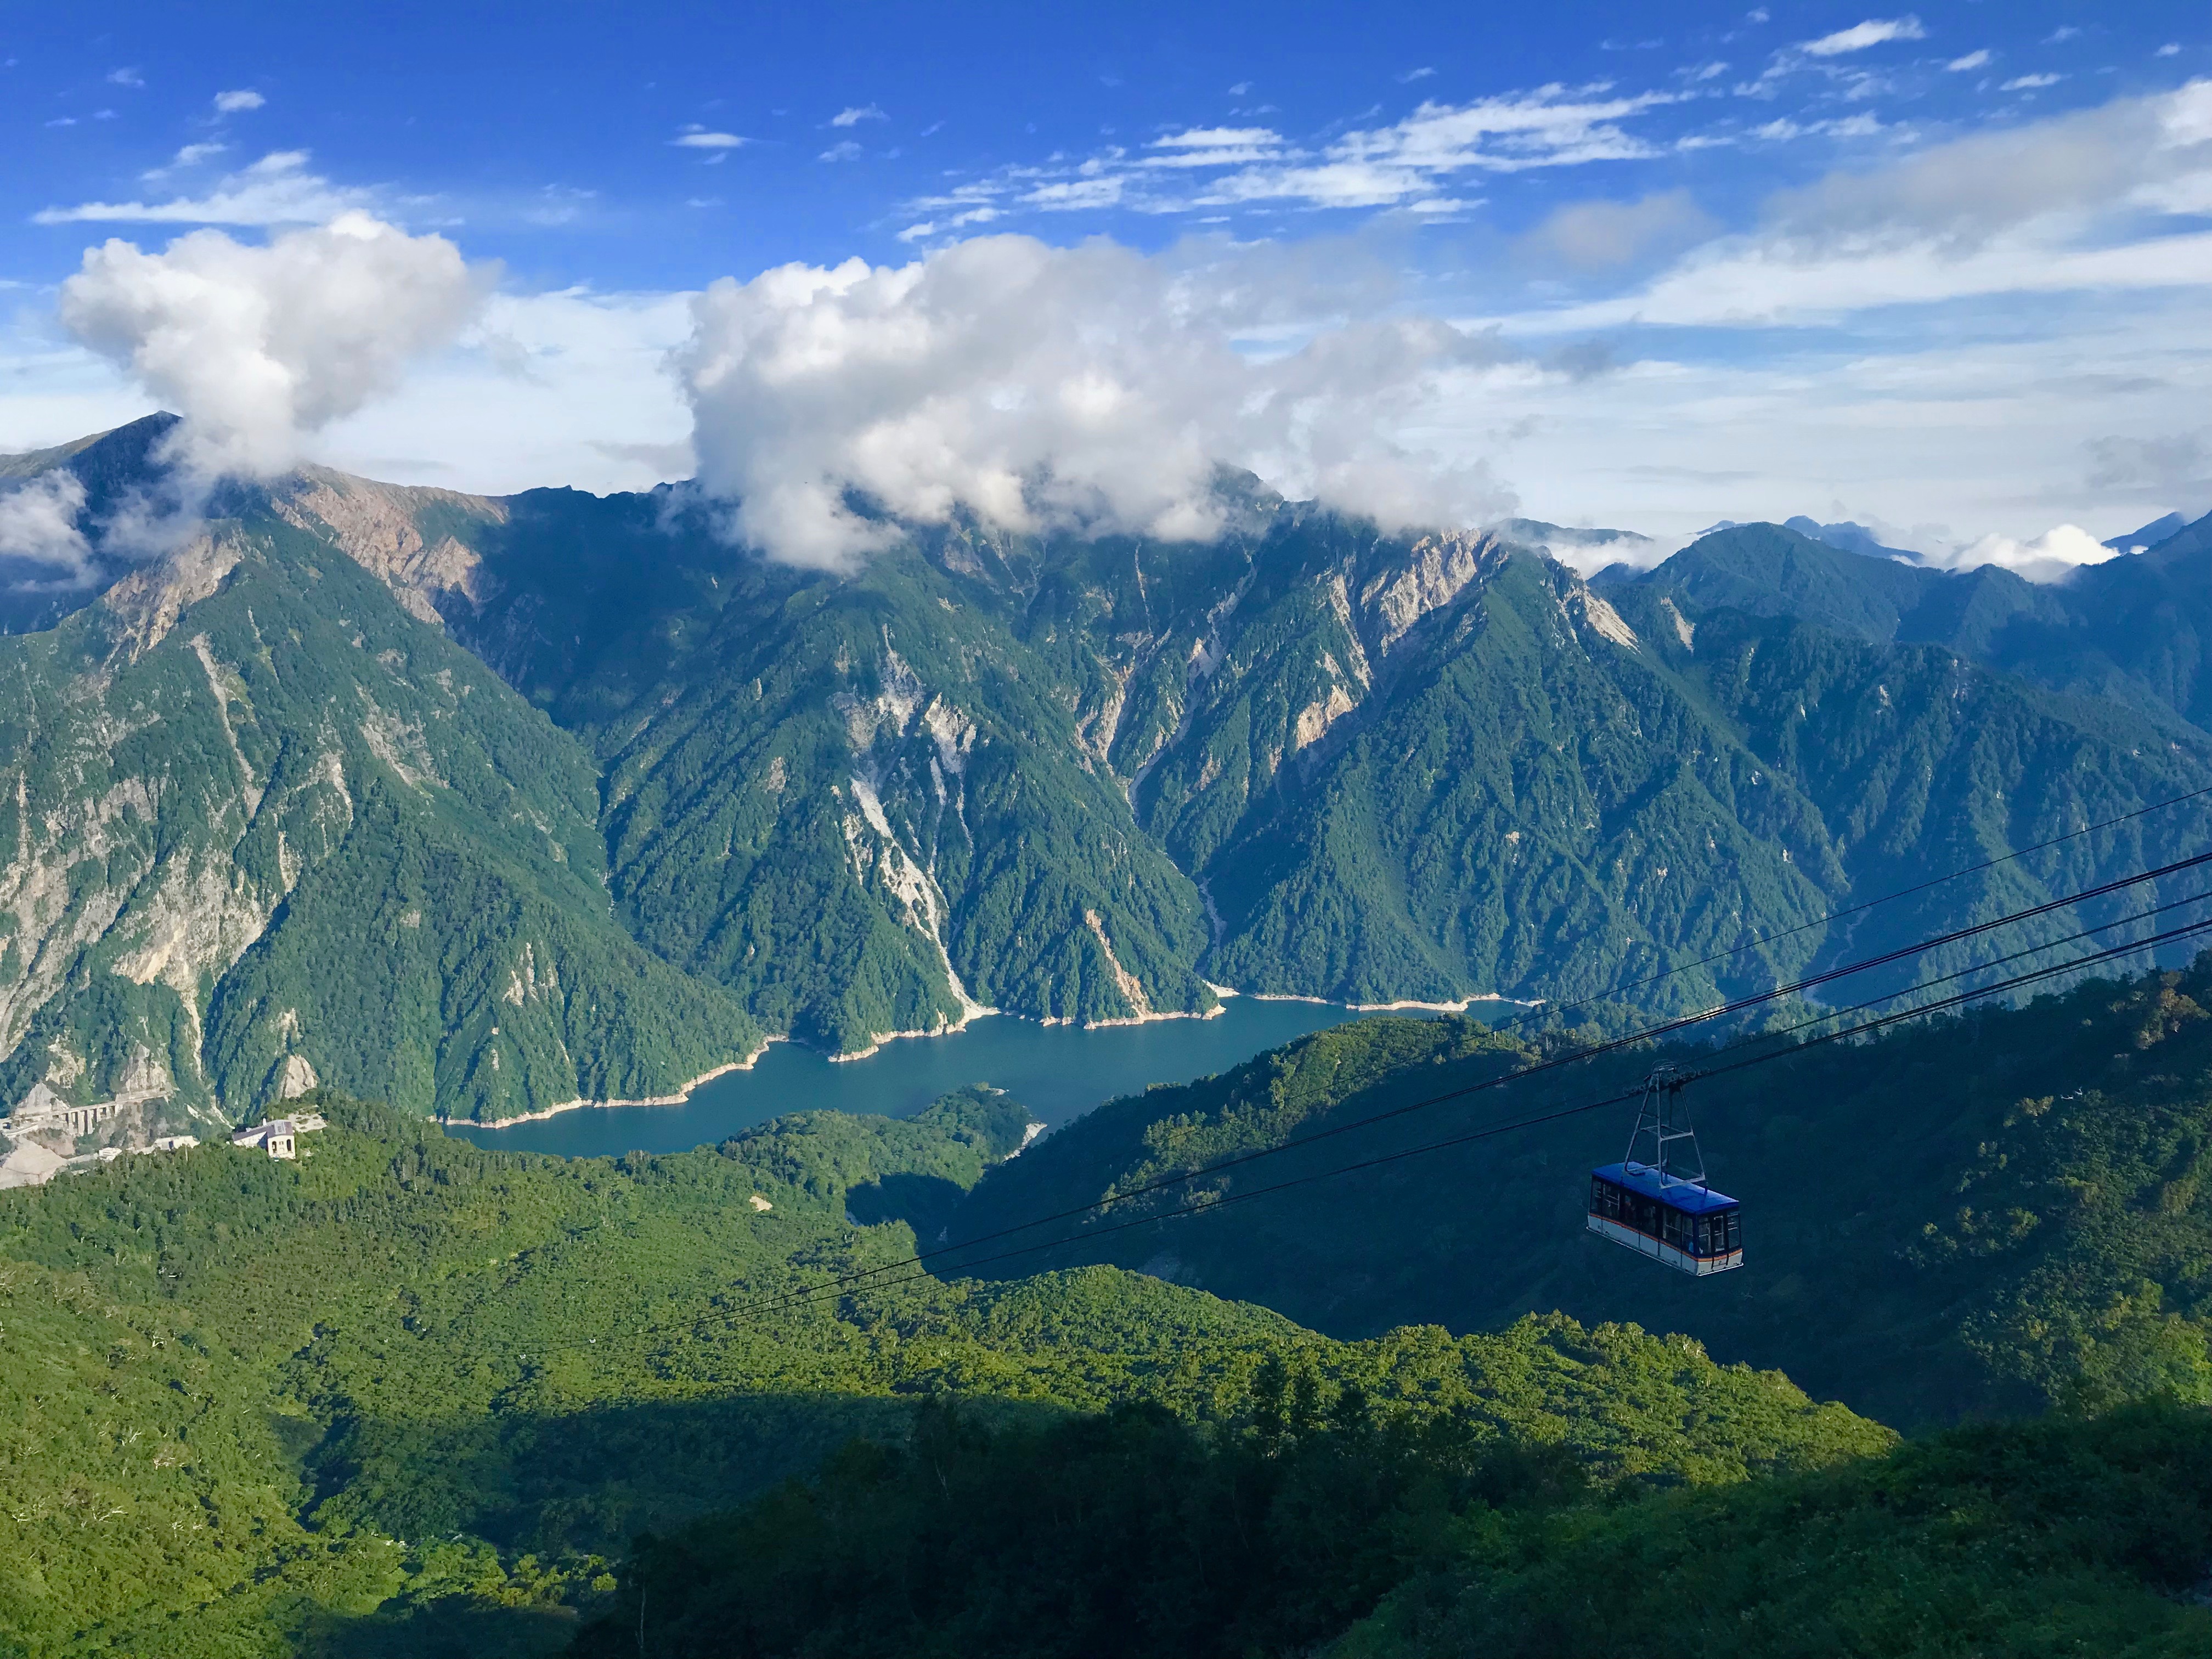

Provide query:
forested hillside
left=1617, top=515, right=2212, bottom=736
left=0, top=493, right=758, bottom=1125
left=4, top=415, right=2209, bottom=1119
left=531, top=962, right=2212, bottom=1658
left=952, top=957, right=2212, bottom=1427
left=296, top=441, right=2212, bottom=1034
left=569, top=1396, right=2212, bottom=1659
left=0, top=1089, right=1879, bottom=1656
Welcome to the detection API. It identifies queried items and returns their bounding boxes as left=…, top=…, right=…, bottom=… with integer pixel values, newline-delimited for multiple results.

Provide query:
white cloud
left=1142, top=126, right=1286, bottom=168
left=33, top=150, right=368, bottom=227
left=1946, top=50, right=1991, bottom=72
left=2001, top=74, right=2064, bottom=92
left=106, top=66, right=144, bottom=88
left=1516, top=189, right=1716, bottom=268
left=2084, top=430, right=2210, bottom=504
left=1498, top=521, right=1673, bottom=575
left=58, top=213, right=488, bottom=478
left=910, top=86, right=1679, bottom=225
left=676, top=234, right=1517, bottom=568
left=831, top=104, right=887, bottom=127
left=1921, top=522, right=2117, bottom=582
left=1190, top=88, right=1674, bottom=211
left=819, top=140, right=863, bottom=162
left=2159, top=45, right=2182, bottom=59
left=2045, top=27, right=2083, bottom=46
left=213, top=89, right=264, bottom=112
left=1797, top=17, right=1926, bottom=58
left=896, top=205, right=1002, bottom=241
left=1492, top=81, right=2212, bottom=333
left=306, top=287, right=699, bottom=494
left=1407, top=301, right=2212, bottom=550
left=143, top=142, right=228, bottom=181
left=674, top=131, right=748, bottom=149
left=0, top=472, right=97, bottom=589
left=1399, top=67, right=1437, bottom=83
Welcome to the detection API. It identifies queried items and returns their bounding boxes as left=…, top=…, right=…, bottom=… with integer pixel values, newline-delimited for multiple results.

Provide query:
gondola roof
left=1592, top=1161, right=1738, bottom=1213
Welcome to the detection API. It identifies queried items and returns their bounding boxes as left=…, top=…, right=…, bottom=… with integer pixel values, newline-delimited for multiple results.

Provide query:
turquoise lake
left=450, top=997, right=1502, bottom=1158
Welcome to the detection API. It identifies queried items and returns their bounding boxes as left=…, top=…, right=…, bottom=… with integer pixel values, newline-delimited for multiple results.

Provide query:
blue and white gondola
left=1585, top=1161, right=1743, bottom=1275
left=1586, top=1065, right=1744, bottom=1277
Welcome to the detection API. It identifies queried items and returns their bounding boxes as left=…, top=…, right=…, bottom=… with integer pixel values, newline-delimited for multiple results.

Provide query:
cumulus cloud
left=213, top=89, right=264, bottom=112
left=1920, top=522, right=2118, bottom=583
left=59, top=212, right=488, bottom=478
left=674, top=129, right=748, bottom=149
left=677, top=234, right=1519, bottom=568
left=0, top=472, right=97, bottom=589
left=1946, top=49, right=1991, bottom=72
left=831, top=104, right=887, bottom=126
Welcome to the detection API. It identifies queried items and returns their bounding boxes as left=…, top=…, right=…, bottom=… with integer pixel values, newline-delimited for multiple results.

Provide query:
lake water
left=450, top=998, right=1494, bottom=1159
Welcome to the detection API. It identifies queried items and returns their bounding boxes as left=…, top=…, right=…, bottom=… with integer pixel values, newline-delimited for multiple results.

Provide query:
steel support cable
left=730, top=909, right=2212, bottom=1325
left=1653, top=882, right=2212, bottom=1079
left=1476, top=780, right=2212, bottom=1042
left=723, top=849, right=2212, bottom=1318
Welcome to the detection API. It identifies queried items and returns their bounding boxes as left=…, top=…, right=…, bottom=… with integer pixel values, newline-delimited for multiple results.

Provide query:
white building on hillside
left=232, top=1120, right=297, bottom=1160
left=230, top=1115, right=325, bottom=1160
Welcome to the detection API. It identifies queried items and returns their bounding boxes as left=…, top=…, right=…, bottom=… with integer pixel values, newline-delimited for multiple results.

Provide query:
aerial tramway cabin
left=1586, top=1162, right=1743, bottom=1275
left=1585, top=1065, right=1745, bottom=1277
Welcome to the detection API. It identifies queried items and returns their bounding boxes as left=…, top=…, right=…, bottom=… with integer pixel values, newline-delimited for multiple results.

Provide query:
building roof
left=1591, top=1161, right=1739, bottom=1214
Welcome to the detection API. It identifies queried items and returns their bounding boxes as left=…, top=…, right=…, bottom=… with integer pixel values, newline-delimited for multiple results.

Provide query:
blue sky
left=4, top=1, right=2210, bottom=565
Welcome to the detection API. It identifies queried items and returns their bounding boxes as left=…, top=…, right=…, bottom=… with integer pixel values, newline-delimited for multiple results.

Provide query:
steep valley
left=8, top=414, right=2209, bottom=1126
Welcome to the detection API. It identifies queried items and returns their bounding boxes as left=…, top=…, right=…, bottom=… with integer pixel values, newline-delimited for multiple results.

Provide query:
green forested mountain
left=277, top=442, right=2212, bottom=1034
left=950, top=956, right=2212, bottom=1429
left=5, top=415, right=2210, bottom=1118
left=0, top=459, right=758, bottom=1124
left=0, top=948, right=2208, bottom=1652
left=0, top=1089, right=1883, bottom=1656
left=1622, top=512, right=2212, bottom=735
left=537, top=964, right=2212, bottom=1658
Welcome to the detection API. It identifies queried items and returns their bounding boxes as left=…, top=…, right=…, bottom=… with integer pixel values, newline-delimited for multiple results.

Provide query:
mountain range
left=2, top=412, right=2209, bottom=1124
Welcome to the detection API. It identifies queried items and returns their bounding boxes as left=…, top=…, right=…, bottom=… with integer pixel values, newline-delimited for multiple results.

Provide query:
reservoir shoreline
left=452, top=996, right=1514, bottom=1158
